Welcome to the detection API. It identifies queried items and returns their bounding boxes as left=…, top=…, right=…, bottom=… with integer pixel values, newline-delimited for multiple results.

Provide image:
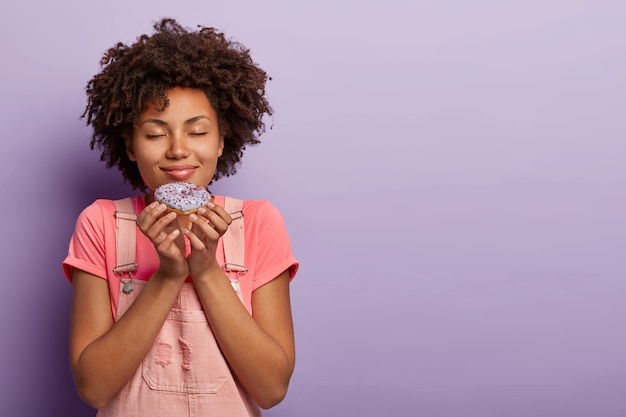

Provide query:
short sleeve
left=62, top=200, right=112, bottom=283
left=243, top=200, right=299, bottom=291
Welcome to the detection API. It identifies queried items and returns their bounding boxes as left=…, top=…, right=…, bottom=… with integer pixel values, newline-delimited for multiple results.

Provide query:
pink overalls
left=97, top=281, right=261, bottom=417
left=98, top=196, right=261, bottom=417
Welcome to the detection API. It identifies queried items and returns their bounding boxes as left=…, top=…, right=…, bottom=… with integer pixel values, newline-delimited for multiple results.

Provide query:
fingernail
left=197, top=207, right=206, bottom=215
left=189, top=214, right=198, bottom=221
left=207, top=202, right=215, bottom=208
left=157, top=203, right=167, bottom=212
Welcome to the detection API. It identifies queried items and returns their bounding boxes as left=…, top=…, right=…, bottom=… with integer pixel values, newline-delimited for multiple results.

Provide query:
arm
left=69, top=270, right=185, bottom=408
left=193, top=268, right=295, bottom=409
left=185, top=203, right=296, bottom=409
left=69, top=201, right=190, bottom=408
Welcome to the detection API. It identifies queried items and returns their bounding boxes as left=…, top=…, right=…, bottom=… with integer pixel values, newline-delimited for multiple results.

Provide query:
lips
left=161, top=165, right=197, bottom=181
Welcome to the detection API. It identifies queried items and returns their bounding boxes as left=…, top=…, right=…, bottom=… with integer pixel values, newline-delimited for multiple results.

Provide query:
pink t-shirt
left=63, top=195, right=298, bottom=319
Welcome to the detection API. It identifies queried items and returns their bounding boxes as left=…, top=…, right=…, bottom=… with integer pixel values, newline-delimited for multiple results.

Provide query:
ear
left=217, top=135, right=225, bottom=157
left=124, top=134, right=137, bottom=161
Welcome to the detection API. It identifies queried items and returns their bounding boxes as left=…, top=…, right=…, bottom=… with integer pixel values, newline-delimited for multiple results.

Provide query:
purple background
left=1, top=1, right=625, bottom=416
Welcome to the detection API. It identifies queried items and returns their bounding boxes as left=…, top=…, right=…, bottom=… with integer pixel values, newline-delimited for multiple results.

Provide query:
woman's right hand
left=136, top=201, right=189, bottom=280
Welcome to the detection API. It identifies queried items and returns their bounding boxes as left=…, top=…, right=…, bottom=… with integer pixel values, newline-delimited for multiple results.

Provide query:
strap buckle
left=222, top=262, right=247, bottom=274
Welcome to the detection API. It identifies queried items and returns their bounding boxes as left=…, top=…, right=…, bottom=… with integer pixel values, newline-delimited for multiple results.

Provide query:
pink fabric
left=96, top=280, right=262, bottom=417
left=63, top=195, right=298, bottom=319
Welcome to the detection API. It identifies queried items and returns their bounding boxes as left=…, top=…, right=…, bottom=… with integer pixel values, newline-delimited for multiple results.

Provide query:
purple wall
left=1, top=1, right=625, bottom=416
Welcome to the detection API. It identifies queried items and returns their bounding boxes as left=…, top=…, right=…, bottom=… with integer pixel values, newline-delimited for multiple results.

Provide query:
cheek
left=197, top=143, right=222, bottom=160
left=132, top=145, right=161, bottom=162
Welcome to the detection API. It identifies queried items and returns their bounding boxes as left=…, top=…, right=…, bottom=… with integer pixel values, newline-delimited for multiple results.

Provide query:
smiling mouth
left=161, top=166, right=197, bottom=180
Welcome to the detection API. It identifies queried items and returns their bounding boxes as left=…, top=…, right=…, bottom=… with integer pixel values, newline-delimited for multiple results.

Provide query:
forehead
left=137, top=87, right=217, bottom=121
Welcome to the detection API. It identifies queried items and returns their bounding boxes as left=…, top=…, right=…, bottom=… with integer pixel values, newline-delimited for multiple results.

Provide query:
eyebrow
left=137, top=115, right=212, bottom=127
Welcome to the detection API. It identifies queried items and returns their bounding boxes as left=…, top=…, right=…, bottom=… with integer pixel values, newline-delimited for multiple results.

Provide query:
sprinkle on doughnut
left=154, top=182, right=212, bottom=214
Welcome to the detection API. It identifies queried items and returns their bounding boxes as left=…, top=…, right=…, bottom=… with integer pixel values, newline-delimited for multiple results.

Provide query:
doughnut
left=154, top=182, right=212, bottom=214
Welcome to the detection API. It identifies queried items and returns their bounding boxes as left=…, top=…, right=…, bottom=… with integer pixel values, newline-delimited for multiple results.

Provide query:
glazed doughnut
left=153, top=182, right=212, bottom=215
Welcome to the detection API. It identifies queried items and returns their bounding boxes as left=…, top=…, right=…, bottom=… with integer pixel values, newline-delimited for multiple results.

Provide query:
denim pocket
left=141, top=308, right=229, bottom=394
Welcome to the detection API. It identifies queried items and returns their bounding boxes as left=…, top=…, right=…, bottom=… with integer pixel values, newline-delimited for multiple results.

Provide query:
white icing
left=154, top=182, right=212, bottom=212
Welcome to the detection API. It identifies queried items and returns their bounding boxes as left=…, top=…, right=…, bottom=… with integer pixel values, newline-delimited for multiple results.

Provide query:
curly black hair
left=83, top=18, right=273, bottom=191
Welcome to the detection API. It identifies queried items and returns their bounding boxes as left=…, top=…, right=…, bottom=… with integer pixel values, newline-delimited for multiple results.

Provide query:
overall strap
left=222, top=197, right=246, bottom=273
left=222, top=197, right=247, bottom=305
left=113, top=198, right=138, bottom=294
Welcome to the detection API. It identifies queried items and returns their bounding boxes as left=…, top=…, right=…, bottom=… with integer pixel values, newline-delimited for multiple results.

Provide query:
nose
left=166, top=134, right=190, bottom=159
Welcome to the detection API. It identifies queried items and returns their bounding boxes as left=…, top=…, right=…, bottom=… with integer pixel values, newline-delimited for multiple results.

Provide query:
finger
left=195, top=208, right=230, bottom=235
left=183, top=228, right=211, bottom=252
left=212, top=204, right=234, bottom=225
left=155, top=228, right=183, bottom=254
left=189, top=213, right=221, bottom=239
left=198, top=204, right=233, bottom=226
left=137, top=202, right=166, bottom=225
left=137, top=203, right=175, bottom=236
left=145, top=211, right=178, bottom=242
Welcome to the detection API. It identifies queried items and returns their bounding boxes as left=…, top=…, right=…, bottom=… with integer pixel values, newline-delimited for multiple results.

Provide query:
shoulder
left=215, top=196, right=284, bottom=223
left=242, top=199, right=283, bottom=219
left=239, top=199, right=288, bottom=231
left=77, top=196, right=144, bottom=219
left=75, top=199, right=116, bottom=225
left=74, top=197, right=143, bottom=230
left=240, top=200, right=292, bottom=247
left=217, top=196, right=291, bottom=239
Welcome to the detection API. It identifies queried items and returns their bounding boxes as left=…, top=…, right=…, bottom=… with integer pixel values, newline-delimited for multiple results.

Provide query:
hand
left=136, top=201, right=189, bottom=280
left=185, top=202, right=233, bottom=279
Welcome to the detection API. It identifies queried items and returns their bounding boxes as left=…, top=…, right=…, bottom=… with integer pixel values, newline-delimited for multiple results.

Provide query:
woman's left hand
left=184, top=202, right=233, bottom=278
